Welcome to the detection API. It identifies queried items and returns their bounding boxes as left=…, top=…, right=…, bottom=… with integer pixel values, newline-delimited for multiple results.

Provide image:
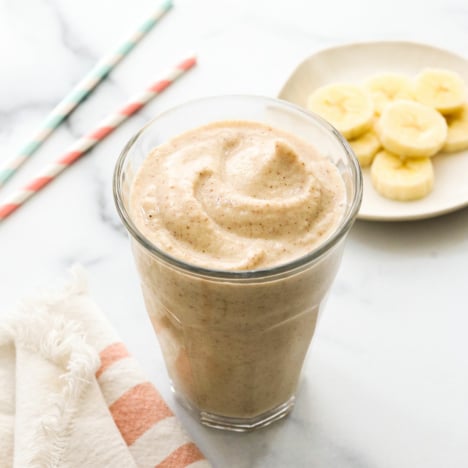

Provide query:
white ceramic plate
left=278, top=41, right=468, bottom=221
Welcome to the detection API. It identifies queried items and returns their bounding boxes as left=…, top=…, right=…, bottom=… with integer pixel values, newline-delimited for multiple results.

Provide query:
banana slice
left=365, top=73, right=413, bottom=115
left=371, top=150, right=434, bottom=201
left=307, top=84, right=374, bottom=139
left=414, top=68, right=466, bottom=115
left=379, top=100, right=447, bottom=157
left=349, top=129, right=381, bottom=167
left=443, top=103, right=468, bottom=152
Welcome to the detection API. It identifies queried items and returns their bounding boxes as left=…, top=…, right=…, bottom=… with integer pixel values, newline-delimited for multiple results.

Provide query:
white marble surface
left=1, top=0, right=468, bottom=467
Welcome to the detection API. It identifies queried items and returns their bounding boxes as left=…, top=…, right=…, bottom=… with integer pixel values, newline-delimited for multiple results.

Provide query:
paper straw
left=0, top=0, right=173, bottom=188
left=0, top=56, right=197, bottom=221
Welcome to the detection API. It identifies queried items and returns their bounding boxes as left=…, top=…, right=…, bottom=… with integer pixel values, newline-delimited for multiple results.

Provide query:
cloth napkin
left=0, top=268, right=211, bottom=468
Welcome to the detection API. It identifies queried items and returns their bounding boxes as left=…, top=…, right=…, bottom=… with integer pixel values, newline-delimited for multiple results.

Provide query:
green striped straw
left=0, top=0, right=172, bottom=188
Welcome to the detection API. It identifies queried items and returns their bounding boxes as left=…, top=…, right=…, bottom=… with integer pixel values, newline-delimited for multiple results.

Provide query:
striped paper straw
left=0, top=56, right=197, bottom=221
left=0, top=0, right=173, bottom=188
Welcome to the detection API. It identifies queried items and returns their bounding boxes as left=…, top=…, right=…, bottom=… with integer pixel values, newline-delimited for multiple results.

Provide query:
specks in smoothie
left=130, top=120, right=346, bottom=270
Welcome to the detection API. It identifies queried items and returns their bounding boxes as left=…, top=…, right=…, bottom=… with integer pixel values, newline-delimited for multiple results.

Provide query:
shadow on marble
left=176, top=375, right=374, bottom=468
left=351, top=205, right=468, bottom=254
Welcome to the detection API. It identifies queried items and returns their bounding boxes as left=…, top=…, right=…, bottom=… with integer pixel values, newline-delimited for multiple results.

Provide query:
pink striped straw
left=0, top=56, right=196, bottom=222
left=0, top=0, right=173, bottom=188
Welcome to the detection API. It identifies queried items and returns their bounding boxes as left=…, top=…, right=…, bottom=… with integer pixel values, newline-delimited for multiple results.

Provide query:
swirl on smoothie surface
left=130, top=121, right=346, bottom=270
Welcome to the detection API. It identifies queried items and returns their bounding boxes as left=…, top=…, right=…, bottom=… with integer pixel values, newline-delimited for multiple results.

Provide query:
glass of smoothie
left=113, top=95, right=362, bottom=431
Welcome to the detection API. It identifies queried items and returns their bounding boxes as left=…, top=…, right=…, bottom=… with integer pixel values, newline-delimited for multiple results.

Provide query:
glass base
left=171, top=384, right=295, bottom=432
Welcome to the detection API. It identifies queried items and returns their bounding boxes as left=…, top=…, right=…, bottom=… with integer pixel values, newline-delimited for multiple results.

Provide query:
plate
left=278, top=41, right=468, bottom=221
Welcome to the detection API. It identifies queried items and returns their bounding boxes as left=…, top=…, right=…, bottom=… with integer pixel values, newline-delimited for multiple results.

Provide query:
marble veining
left=1, top=0, right=468, bottom=467
left=95, top=172, right=127, bottom=235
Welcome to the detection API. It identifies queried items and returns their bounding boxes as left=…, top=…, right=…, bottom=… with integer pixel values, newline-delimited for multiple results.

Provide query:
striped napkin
left=0, top=268, right=211, bottom=468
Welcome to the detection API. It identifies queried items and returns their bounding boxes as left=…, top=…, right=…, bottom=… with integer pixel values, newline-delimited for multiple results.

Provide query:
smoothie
left=125, top=118, right=350, bottom=428
left=130, top=121, right=345, bottom=269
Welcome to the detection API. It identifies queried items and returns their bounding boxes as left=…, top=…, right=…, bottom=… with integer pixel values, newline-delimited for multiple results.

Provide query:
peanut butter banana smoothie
left=115, top=96, right=362, bottom=431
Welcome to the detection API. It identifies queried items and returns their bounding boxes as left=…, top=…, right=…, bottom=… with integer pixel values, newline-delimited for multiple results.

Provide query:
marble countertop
left=1, top=0, right=468, bottom=466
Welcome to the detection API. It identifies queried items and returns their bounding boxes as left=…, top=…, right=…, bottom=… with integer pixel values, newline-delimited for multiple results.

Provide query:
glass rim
left=113, top=94, right=363, bottom=280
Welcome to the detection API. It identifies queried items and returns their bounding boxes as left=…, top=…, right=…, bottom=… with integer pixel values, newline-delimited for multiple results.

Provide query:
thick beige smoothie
left=129, top=121, right=346, bottom=421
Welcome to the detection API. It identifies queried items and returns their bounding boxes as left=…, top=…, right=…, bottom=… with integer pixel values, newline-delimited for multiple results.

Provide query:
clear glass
left=113, top=95, right=362, bottom=431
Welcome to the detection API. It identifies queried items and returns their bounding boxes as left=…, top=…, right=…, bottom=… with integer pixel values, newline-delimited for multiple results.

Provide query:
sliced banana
left=365, top=73, right=413, bottom=115
left=443, top=103, right=468, bottom=152
left=349, top=129, right=381, bottom=167
left=379, top=100, right=447, bottom=157
left=414, top=68, right=466, bottom=115
left=307, top=84, right=374, bottom=139
left=371, top=150, right=434, bottom=201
